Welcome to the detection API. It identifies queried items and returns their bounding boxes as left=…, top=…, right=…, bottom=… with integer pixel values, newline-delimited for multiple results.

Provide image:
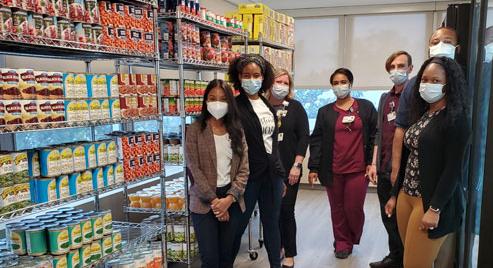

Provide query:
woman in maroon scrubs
left=308, top=68, right=377, bottom=259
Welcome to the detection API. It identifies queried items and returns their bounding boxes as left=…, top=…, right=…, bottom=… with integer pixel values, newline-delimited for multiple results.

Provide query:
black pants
left=280, top=181, right=300, bottom=258
left=377, top=174, right=403, bottom=261
left=232, top=175, right=284, bottom=268
left=191, top=184, right=241, bottom=268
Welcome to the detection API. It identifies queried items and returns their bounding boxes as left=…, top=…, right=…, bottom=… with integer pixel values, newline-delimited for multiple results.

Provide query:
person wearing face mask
left=228, top=54, right=286, bottom=268
left=308, top=68, right=377, bottom=259
left=265, top=69, right=309, bottom=268
left=385, top=57, right=470, bottom=268
left=369, top=51, right=413, bottom=268
left=185, top=79, right=249, bottom=268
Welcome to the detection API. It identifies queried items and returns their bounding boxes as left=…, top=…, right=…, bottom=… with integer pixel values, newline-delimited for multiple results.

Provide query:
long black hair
left=228, top=54, right=275, bottom=95
left=409, top=57, right=469, bottom=126
left=198, top=79, right=244, bottom=156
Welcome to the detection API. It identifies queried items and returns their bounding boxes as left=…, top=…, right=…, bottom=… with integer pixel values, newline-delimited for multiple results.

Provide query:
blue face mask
left=242, top=79, right=263, bottom=95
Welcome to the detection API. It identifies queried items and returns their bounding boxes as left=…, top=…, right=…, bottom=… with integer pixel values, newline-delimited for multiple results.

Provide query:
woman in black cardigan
left=266, top=69, right=309, bottom=268
left=308, top=68, right=377, bottom=259
left=385, top=57, right=470, bottom=268
left=229, top=54, right=286, bottom=268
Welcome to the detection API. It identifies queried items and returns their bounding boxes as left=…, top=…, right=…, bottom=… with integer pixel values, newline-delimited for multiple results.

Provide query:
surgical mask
left=419, top=83, right=445, bottom=104
left=485, top=43, right=493, bottom=63
left=271, top=83, right=290, bottom=100
left=389, top=70, right=409, bottom=85
left=429, top=41, right=456, bottom=59
left=332, top=84, right=351, bottom=99
left=241, top=79, right=263, bottom=95
left=207, top=101, right=228, bottom=119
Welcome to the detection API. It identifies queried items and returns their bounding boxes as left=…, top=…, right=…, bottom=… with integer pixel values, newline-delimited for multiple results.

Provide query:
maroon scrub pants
left=326, top=171, right=368, bottom=252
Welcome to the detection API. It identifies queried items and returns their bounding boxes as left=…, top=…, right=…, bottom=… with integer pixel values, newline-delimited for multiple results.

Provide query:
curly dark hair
left=228, top=54, right=275, bottom=95
left=197, top=79, right=244, bottom=156
left=409, top=57, right=469, bottom=126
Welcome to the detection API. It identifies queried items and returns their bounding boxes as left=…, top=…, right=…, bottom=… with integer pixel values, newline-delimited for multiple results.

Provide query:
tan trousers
left=397, top=192, right=448, bottom=268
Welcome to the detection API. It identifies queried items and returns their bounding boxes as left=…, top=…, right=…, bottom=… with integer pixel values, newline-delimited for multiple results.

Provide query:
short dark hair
left=228, top=54, right=275, bottom=95
left=430, top=26, right=459, bottom=44
left=198, top=79, right=244, bottom=156
left=330, top=68, right=354, bottom=85
left=385, top=51, right=413, bottom=72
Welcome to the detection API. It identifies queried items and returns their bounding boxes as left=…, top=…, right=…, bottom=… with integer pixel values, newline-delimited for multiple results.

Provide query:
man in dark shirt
left=369, top=51, right=413, bottom=268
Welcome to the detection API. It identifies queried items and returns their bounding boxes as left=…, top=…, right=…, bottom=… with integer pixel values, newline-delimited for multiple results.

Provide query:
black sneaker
left=335, top=250, right=352, bottom=259
left=369, top=255, right=403, bottom=268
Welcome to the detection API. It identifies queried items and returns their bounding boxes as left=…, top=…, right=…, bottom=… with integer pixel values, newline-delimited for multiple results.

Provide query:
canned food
left=43, top=16, right=57, bottom=39
left=49, top=72, right=64, bottom=100
left=56, top=175, right=70, bottom=200
left=92, top=25, right=102, bottom=45
left=20, top=100, right=38, bottom=126
left=47, top=224, right=70, bottom=255
left=59, top=207, right=75, bottom=213
left=101, top=210, right=112, bottom=235
left=90, top=240, right=102, bottom=262
left=40, top=147, right=60, bottom=177
left=102, top=165, right=114, bottom=187
left=17, top=69, right=35, bottom=99
left=95, top=142, right=107, bottom=166
left=67, top=249, right=80, bottom=268
left=64, top=220, right=82, bottom=249
left=79, top=244, right=92, bottom=267
left=92, top=167, right=104, bottom=191
left=55, top=0, right=69, bottom=18
left=112, top=229, right=121, bottom=252
left=101, top=235, right=112, bottom=257
left=72, top=145, right=86, bottom=172
left=80, top=216, right=93, bottom=244
left=58, top=19, right=71, bottom=41
left=83, top=143, right=96, bottom=169
left=26, top=227, right=47, bottom=256
left=2, top=68, right=20, bottom=100
left=89, top=213, right=103, bottom=240
left=84, top=0, right=99, bottom=24
left=34, top=71, right=50, bottom=100
left=80, top=170, right=93, bottom=193
left=82, top=23, right=92, bottom=44
left=46, top=210, right=64, bottom=216
left=31, top=14, right=43, bottom=37
left=52, top=254, right=67, bottom=268
left=0, top=8, right=13, bottom=34
left=9, top=226, right=27, bottom=255
left=13, top=10, right=28, bottom=35
left=37, top=100, right=52, bottom=126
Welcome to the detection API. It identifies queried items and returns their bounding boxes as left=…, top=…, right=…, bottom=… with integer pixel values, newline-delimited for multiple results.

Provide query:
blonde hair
left=265, top=69, right=294, bottom=100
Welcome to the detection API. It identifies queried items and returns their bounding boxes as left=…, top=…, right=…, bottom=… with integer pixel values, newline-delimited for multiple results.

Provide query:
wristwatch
left=293, top=162, right=302, bottom=170
left=429, top=206, right=441, bottom=214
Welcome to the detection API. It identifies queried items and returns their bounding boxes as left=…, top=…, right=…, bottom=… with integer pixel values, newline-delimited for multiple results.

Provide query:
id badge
left=387, top=112, right=397, bottom=122
left=278, top=133, right=284, bottom=141
left=342, top=115, right=355, bottom=124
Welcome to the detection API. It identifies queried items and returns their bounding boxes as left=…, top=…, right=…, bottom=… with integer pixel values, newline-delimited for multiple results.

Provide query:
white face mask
left=419, top=83, right=445, bottom=104
left=485, top=43, right=493, bottom=63
left=207, top=101, right=228, bottom=119
left=389, top=69, right=409, bottom=85
left=271, top=83, right=290, bottom=100
left=332, top=84, right=351, bottom=99
left=429, top=41, right=456, bottom=59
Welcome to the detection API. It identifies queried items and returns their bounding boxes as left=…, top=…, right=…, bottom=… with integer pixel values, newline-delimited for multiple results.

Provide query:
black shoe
left=282, top=265, right=294, bottom=268
left=369, top=256, right=403, bottom=268
left=335, top=250, right=352, bottom=259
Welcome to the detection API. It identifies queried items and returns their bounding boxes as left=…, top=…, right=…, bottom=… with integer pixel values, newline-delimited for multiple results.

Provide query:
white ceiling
left=225, top=0, right=453, bottom=10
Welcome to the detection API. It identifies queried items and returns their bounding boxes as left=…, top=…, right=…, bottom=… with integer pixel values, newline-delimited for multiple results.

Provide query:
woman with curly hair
left=229, top=54, right=285, bottom=268
left=385, top=57, right=471, bottom=268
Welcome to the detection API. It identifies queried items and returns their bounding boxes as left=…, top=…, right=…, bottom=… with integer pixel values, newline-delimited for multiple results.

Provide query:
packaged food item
left=80, top=170, right=93, bottom=192
left=68, top=172, right=81, bottom=195
left=37, top=100, right=52, bottom=127
left=64, top=100, right=78, bottom=123
left=51, top=100, right=65, bottom=123
left=9, top=225, right=28, bottom=255
left=35, top=178, right=57, bottom=203
left=95, top=142, right=107, bottom=166
left=68, top=0, right=85, bottom=22
left=79, top=243, right=92, bottom=266
left=106, top=140, right=117, bottom=164
left=106, top=74, right=119, bottom=97
left=47, top=224, right=70, bottom=255
left=35, top=71, right=50, bottom=99
left=55, top=0, right=69, bottom=18
left=83, top=23, right=93, bottom=44
left=67, top=249, right=80, bottom=268
left=49, top=72, right=64, bottom=100
left=87, top=74, right=107, bottom=98
left=27, top=150, right=40, bottom=177
left=114, top=162, right=124, bottom=184
left=26, top=227, right=48, bottom=256
left=112, top=229, right=121, bottom=252
left=20, top=100, right=39, bottom=126
left=17, top=69, right=36, bottom=99
left=92, top=167, right=103, bottom=190
left=109, top=98, right=121, bottom=119
left=40, top=147, right=61, bottom=177
left=88, top=99, right=102, bottom=120
left=72, top=144, right=86, bottom=172
left=83, top=143, right=96, bottom=169
left=92, top=25, right=102, bottom=44
left=56, top=174, right=70, bottom=199
left=58, top=18, right=72, bottom=41
left=5, top=100, right=22, bottom=129
left=31, top=14, right=44, bottom=38
left=84, top=0, right=99, bottom=23
left=59, top=146, right=74, bottom=174
left=43, top=16, right=57, bottom=39
left=12, top=10, right=29, bottom=35
left=78, top=100, right=90, bottom=121
left=2, top=69, right=21, bottom=100
left=74, top=22, right=86, bottom=43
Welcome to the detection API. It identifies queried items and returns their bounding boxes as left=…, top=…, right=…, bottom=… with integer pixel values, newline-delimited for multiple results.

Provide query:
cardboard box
left=248, top=45, right=260, bottom=55
left=242, top=14, right=254, bottom=40
left=238, top=3, right=271, bottom=15
left=254, top=14, right=268, bottom=41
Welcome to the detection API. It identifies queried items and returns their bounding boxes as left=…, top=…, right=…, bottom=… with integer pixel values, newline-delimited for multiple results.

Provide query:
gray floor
left=172, top=188, right=389, bottom=268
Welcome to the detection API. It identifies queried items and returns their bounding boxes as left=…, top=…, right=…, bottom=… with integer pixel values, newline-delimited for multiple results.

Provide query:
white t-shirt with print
left=249, top=98, right=275, bottom=154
